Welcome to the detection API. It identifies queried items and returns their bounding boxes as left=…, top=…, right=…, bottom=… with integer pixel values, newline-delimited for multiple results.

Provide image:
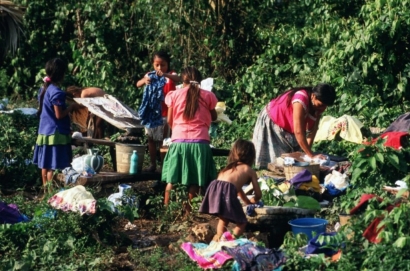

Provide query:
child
left=136, top=51, right=180, bottom=172
left=199, top=139, right=262, bottom=240
left=33, top=58, right=80, bottom=190
left=67, top=86, right=106, bottom=138
left=161, top=66, right=218, bottom=211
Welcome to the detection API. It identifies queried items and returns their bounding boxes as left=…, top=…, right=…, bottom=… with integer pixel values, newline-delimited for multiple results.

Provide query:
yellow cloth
left=314, top=115, right=364, bottom=144
left=298, top=175, right=321, bottom=193
left=48, top=185, right=96, bottom=215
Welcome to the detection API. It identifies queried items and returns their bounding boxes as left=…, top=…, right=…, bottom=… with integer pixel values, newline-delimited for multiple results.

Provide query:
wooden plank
left=72, top=137, right=116, bottom=147
left=56, top=171, right=161, bottom=186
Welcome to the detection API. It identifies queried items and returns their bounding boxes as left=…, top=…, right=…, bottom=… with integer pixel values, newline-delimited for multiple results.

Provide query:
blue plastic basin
left=288, top=218, right=328, bottom=240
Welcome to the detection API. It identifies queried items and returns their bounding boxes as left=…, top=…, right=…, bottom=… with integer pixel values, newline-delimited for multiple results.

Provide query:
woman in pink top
left=162, top=66, right=218, bottom=212
left=252, top=83, right=336, bottom=169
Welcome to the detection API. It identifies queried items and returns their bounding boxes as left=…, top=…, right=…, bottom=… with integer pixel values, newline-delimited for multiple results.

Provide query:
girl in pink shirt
left=252, top=83, right=336, bottom=169
left=162, top=67, right=218, bottom=212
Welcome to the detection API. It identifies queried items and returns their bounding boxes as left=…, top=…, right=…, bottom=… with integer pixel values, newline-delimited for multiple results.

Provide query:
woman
left=252, top=83, right=336, bottom=169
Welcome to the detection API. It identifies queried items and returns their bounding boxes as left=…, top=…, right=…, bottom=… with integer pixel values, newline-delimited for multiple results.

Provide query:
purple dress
left=32, top=84, right=72, bottom=170
left=199, top=180, right=247, bottom=224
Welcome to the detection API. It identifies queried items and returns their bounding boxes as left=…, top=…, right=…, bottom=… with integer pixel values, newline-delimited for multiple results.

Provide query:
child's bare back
left=217, top=163, right=262, bottom=205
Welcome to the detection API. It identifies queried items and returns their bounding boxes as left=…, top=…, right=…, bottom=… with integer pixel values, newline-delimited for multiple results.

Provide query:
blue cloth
left=324, top=183, right=349, bottom=196
left=38, top=84, right=71, bottom=135
left=138, top=71, right=166, bottom=128
left=62, top=167, right=81, bottom=185
left=246, top=201, right=264, bottom=216
left=305, top=232, right=341, bottom=256
left=0, top=201, right=30, bottom=224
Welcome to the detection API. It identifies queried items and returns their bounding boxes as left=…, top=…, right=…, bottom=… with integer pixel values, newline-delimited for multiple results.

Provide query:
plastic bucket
left=288, top=218, right=328, bottom=240
left=115, top=143, right=145, bottom=173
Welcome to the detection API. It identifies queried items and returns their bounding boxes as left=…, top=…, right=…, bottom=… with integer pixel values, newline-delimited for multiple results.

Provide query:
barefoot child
left=136, top=51, right=180, bottom=172
left=199, top=139, right=262, bottom=240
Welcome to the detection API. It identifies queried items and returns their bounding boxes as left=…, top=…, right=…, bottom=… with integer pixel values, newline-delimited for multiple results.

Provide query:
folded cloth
left=290, top=169, right=312, bottom=189
left=62, top=167, right=81, bottom=185
left=246, top=201, right=264, bottom=216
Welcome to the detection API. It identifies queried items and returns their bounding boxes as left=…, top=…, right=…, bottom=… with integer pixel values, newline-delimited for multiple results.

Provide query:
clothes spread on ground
left=199, top=180, right=247, bottom=224
left=314, top=115, right=364, bottom=144
left=222, top=243, right=286, bottom=271
left=181, top=232, right=286, bottom=270
left=0, top=201, right=30, bottom=224
left=305, top=232, right=339, bottom=256
left=138, top=71, right=166, bottom=128
left=383, top=112, right=410, bottom=133
left=48, top=185, right=96, bottom=215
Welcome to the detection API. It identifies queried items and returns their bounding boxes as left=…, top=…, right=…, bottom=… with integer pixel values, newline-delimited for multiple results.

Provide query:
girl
left=161, top=66, right=218, bottom=211
left=199, top=139, right=262, bottom=240
left=33, top=58, right=80, bottom=189
left=136, top=51, right=180, bottom=172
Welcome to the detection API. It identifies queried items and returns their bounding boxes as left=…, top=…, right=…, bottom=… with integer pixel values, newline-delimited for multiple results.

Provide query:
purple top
left=38, top=84, right=71, bottom=135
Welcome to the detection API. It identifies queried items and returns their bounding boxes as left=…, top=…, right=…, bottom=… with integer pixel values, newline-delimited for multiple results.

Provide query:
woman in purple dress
left=33, top=58, right=80, bottom=189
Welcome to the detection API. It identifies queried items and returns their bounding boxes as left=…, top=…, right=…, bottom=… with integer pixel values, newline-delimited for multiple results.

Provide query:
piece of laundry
left=379, top=131, right=409, bottom=150
left=289, top=169, right=312, bottom=189
left=0, top=201, right=30, bottom=224
left=383, top=112, right=410, bottom=133
left=324, top=170, right=350, bottom=193
left=362, top=203, right=400, bottom=244
left=349, top=194, right=383, bottom=215
left=314, top=115, right=364, bottom=144
left=222, top=243, right=286, bottom=271
left=246, top=201, right=264, bottom=216
left=138, top=71, right=166, bottom=128
left=62, top=167, right=81, bottom=185
left=305, top=232, right=340, bottom=256
left=48, top=185, right=96, bottom=215
left=181, top=235, right=252, bottom=269
left=297, top=175, right=321, bottom=194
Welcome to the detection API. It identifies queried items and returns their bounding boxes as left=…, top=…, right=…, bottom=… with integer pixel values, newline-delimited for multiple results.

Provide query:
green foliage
left=0, top=192, right=133, bottom=270
left=0, top=112, right=39, bottom=189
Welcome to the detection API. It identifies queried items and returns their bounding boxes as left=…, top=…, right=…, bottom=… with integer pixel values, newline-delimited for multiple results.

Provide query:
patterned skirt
left=252, top=107, right=301, bottom=169
left=161, top=142, right=217, bottom=187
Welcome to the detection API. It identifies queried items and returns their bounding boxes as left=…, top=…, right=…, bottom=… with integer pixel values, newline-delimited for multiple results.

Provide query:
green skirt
left=161, top=143, right=217, bottom=187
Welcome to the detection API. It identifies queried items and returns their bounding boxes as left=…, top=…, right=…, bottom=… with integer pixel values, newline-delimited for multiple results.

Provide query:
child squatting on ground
left=136, top=51, right=180, bottom=172
left=199, top=139, right=262, bottom=241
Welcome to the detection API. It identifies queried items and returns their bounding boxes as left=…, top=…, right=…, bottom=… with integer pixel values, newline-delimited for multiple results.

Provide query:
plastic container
left=288, top=218, right=328, bottom=240
left=129, top=150, right=138, bottom=174
left=115, top=143, right=145, bottom=173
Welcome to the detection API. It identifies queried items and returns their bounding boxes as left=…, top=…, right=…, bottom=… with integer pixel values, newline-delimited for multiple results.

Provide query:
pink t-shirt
left=165, top=86, right=218, bottom=141
left=268, top=90, right=324, bottom=133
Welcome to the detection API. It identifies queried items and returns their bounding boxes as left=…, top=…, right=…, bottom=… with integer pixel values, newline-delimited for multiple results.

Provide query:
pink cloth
left=165, top=86, right=218, bottom=141
left=268, top=90, right=322, bottom=133
left=180, top=232, right=236, bottom=269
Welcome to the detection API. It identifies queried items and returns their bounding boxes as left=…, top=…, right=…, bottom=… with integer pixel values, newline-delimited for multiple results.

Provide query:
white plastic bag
left=72, top=156, right=86, bottom=173
left=324, top=170, right=349, bottom=190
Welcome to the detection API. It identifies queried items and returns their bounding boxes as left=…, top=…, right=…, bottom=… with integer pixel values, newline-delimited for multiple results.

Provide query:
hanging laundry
left=314, top=115, right=364, bottom=144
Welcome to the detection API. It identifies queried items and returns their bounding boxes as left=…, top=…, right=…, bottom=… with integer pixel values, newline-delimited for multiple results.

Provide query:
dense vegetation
left=1, top=0, right=410, bottom=270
